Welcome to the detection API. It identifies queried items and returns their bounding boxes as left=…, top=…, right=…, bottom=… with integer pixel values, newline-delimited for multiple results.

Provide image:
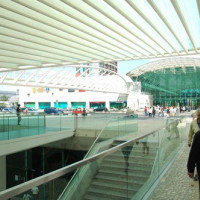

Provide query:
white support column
left=68, top=102, right=71, bottom=109
left=86, top=101, right=90, bottom=109
left=106, top=101, right=110, bottom=109
left=0, top=156, right=6, bottom=191
left=127, top=82, right=142, bottom=111
left=35, top=101, right=39, bottom=109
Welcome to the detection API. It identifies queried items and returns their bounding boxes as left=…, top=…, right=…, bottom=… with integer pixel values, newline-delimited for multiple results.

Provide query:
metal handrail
left=0, top=126, right=152, bottom=200
left=59, top=114, right=138, bottom=198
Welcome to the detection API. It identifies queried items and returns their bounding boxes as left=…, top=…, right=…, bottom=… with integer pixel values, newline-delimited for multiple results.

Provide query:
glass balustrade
left=0, top=116, right=187, bottom=200
left=0, top=113, right=137, bottom=142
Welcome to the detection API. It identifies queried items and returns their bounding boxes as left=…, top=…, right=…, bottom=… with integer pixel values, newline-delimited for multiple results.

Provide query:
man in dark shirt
left=17, top=104, right=21, bottom=125
left=187, top=130, right=200, bottom=195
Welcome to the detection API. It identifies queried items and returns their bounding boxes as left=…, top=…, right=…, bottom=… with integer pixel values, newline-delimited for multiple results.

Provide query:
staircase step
left=100, top=164, right=152, bottom=174
left=116, top=147, right=158, bottom=154
left=103, top=156, right=155, bottom=165
left=98, top=171, right=149, bottom=182
left=95, top=174, right=145, bottom=185
left=101, top=162, right=153, bottom=169
left=107, top=150, right=156, bottom=159
left=112, top=141, right=158, bottom=148
left=88, top=184, right=136, bottom=196
left=83, top=194, right=114, bottom=200
left=86, top=187, right=134, bottom=199
left=91, top=180, right=139, bottom=192
left=82, top=140, right=155, bottom=200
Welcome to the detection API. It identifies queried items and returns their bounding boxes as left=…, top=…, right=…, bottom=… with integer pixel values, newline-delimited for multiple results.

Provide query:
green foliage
left=0, top=95, right=9, bottom=101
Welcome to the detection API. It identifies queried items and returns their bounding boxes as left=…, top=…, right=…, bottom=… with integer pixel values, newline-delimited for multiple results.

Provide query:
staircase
left=82, top=140, right=158, bottom=200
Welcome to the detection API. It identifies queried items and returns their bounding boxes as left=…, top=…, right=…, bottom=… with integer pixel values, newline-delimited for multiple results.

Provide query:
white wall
left=18, top=87, right=120, bottom=109
left=126, top=82, right=153, bottom=110
left=18, top=81, right=152, bottom=110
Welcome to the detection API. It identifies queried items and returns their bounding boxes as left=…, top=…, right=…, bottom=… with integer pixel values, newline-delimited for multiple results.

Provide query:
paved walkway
left=135, top=112, right=199, bottom=200
left=148, top=143, right=199, bottom=200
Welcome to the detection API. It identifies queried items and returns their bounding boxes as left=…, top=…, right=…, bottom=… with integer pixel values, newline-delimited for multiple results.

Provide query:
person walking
left=25, top=107, right=28, bottom=115
left=82, top=108, right=86, bottom=118
left=167, top=118, right=180, bottom=140
left=17, top=104, right=21, bottom=125
left=144, top=106, right=147, bottom=116
left=187, top=130, right=200, bottom=197
left=152, top=107, right=156, bottom=118
left=188, top=109, right=200, bottom=147
left=148, top=107, right=152, bottom=117
left=188, top=109, right=200, bottom=181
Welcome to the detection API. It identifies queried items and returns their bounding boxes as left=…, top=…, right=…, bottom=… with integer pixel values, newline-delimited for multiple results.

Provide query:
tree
left=0, top=95, right=9, bottom=101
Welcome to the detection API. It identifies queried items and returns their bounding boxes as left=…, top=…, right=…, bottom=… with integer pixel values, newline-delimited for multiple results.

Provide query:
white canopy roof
left=0, top=0, right=200, bottom=72
left=0, top=65, right=129, bottom=94
left=127, top=57, right=200, bottom=77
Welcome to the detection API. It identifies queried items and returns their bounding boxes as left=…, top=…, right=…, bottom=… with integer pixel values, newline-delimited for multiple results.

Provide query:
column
left=105, top=101, right=110, bottom=109
left=86, top=101, right=90, bottom=109
left=68, top=102, right=72, bottom=109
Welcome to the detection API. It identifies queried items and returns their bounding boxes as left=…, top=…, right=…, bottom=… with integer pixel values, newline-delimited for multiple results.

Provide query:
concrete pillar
left=86, top=101, right=90, bottom=109
left=68, top=102, right=71, bottom=109
left=0, top=156, right=6, bottom=191
left=106, top=101, right=110, bottom=109
left=35, top=101, right=39, bottom=109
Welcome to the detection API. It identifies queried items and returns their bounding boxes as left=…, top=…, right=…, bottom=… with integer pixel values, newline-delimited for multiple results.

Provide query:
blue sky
left=117, top=54, right=200, bottom=75
left=118, top=59, right=152, bottom=75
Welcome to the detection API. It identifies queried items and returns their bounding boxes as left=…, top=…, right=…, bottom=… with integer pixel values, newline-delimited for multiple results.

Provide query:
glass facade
left=71, top=102, right=86, bottom=109
left=38, top=102, right=50, bottom=109
left=110, top=102, right=124, bottom=109
left=89, top=102, right=105, bottom=109
left=24, top=102, right=35, bottom=108
left=54, top=102, right=68, bottom=109
left=132, top=66, right=200, bottom=108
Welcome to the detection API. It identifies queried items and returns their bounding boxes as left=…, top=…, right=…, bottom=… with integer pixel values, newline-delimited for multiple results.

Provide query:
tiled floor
left=148, top=144, right=199, bottom=200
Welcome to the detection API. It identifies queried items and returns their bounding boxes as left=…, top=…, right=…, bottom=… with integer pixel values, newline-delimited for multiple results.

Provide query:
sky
left=117, top=59, right=152, bottom=75
left=118, top=54, right=200, bottom=75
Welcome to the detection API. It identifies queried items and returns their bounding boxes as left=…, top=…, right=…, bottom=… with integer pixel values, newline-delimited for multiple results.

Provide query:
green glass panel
left=133, top=66, right=200, bottom=108
left=39, top=102, right=51, bottom=109
left=54, top=102, right=68, bottom=109
left=71, top=102, right=86, bottom=109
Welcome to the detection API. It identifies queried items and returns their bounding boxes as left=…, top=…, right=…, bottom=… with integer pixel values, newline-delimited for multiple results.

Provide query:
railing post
left=8, top=117, right=9, bottom=140
left=74, top=115, right=78, bottom=135
left=60, top=114, right=61, bottom=131
left=44, top=114, right=46, bottom=128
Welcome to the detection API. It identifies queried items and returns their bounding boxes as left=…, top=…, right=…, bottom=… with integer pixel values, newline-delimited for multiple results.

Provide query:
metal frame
left=0, top=65, right=129, bottom=94
left=127, top=57, right=200, bottom=77
left=0, top=126, right=162, bottom=200
left=0, top=0, right=200, bottom=72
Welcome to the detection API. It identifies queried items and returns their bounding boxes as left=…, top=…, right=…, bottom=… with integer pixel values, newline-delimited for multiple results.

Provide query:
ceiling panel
left=0, top=0, right=199, bottom=72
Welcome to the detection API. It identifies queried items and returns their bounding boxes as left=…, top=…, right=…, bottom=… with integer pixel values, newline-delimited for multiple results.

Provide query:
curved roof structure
left=127, top=56, right=200, bottom=107
left=0, top=0, right=200, bottom=72
left=127, top=57, right=200, bottom=77
left=0, top=65, right=129, bottom=94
